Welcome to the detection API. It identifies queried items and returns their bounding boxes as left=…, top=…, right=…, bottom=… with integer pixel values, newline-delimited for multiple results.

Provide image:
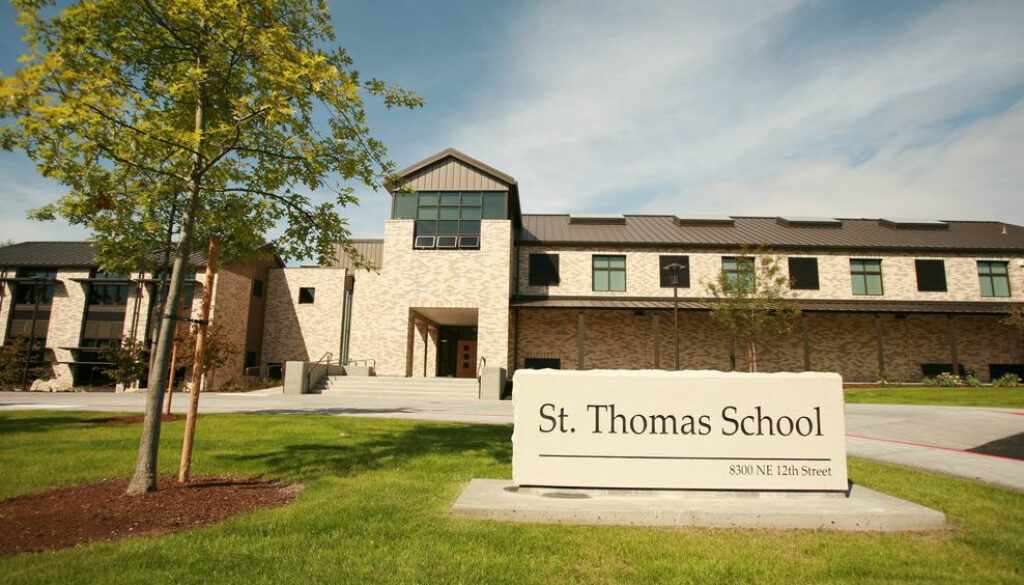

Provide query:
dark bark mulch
left=91, top=414, right=186, bottom=425
left=0, top=476, right=301, bottom=556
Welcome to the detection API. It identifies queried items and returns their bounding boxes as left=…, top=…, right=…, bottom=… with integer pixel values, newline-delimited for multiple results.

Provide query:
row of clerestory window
left=526, top=254, right=1013, bottom=297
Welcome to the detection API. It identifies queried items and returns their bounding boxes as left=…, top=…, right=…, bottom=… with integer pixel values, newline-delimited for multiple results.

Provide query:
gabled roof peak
left=394, top=147, right=517, bottom=187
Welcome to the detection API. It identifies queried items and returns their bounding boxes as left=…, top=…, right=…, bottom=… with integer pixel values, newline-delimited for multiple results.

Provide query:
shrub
left=922, top=376, right=937, bottom=386
left=935, top=372, right=961, bottom=387
left=993, top=373, right=1021, bottom=388
left=964, top=375, right=983, bottom=387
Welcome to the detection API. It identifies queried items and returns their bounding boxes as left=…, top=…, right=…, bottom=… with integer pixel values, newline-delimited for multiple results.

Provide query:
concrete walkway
left=2, top=390, right=1023, bottom=491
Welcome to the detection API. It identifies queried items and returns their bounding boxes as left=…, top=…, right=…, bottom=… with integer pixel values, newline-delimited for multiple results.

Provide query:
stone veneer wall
left=514, top=309, right=1023, bottom=382
left=44, top=269, right=90, bottom=389
left=348, top=219, right=512, bottom=377
left=517, top=247, right=1024, bottom=303
left=262, top=267, right=347, bottom=365
left=205, top=267, right=253, bottom=389
left=0, top=279, right=13, bottom=346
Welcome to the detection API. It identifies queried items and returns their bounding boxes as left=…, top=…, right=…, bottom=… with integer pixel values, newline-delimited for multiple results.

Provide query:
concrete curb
left=450, top=479, right=948, bottom=532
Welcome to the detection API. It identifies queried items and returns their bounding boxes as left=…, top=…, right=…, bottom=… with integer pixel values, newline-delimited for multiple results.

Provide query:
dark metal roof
left=517, top=216, right=1024, bottom=253
left=395, top=147, right=518, bottom=186
left=510, top=295, right=1018, bottom=315
left=0, top=241, right=220, bottom=270
left=0, top=242, right=99, bottom=268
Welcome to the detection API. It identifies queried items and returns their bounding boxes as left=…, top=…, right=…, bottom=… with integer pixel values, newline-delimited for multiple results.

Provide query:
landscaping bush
left=993, top=373, right=1021, bottom=388
left=921, top=376, right=937, bottom=386
left=964, top=375, right=982, bottom=387
left=934, top=372, right=961, bottom=387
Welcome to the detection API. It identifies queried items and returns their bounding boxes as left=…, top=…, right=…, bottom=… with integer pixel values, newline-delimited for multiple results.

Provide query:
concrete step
left=317, top=375, right=479, bottom=397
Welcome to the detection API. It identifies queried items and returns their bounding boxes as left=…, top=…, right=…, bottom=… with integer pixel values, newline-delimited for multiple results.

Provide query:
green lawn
left=2, top=411, right=1023, bottom=585
left=844, top=386, right=1024, bottom=408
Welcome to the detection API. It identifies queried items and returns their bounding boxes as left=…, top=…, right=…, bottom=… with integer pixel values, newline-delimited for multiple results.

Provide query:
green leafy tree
left=101, top=338, right=149, bottom=389
left=1003, top=306, right=1024, bottom=336
left=705, top=246, right=802, bottom=372
left=1, top=0, right=422, bottom=493
left=0, top=337, right=46, bottom=388
left=173, top=321, right=239, bottom=387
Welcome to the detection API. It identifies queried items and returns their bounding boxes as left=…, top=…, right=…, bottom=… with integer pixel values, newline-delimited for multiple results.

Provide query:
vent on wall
left=675, top=215, right=735, bottom=227
left=879, top=218, right=949, bottom=230
left=777, top=216, right=843, bottom=227
left=569, top=213, right=626, bottom=225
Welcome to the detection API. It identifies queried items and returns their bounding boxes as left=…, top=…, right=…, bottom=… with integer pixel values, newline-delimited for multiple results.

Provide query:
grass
left=844, top=386, right=1024, bottom=408
left=1, top=411, right=1023, bottom=585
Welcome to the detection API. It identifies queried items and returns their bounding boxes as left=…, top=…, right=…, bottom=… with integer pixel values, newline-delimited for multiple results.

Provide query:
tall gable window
left=788, top=257, right=819, bottom=290
left=394, top=191, right=506, bottom=250
left=914, top=260, right=947, bottom=292
left=659, top=256, right=690, bottom=288
left=528, top=254, right=560, bottom=286
left=850, top=259, right=883, bottom=295
left=978, top=261, right=1010, bottom=297
left=592, top=255, right=626, bottom=292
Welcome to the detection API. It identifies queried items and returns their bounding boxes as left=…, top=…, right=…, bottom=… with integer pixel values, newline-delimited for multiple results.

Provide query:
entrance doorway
left=438, top=325, right=478, bottom=378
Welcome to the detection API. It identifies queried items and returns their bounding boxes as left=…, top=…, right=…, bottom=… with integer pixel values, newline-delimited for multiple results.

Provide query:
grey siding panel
left=334, top=240, right=384, bottom=270
left=403, top=159, right=509, bottom=192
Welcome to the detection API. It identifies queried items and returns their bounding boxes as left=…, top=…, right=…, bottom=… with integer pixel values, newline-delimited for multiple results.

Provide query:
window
left=13, top=268, right=57, bottom=304
left=524, top=357, right=561, bottom=369
left=592, top=255, right=626, bottom=291
left=722, top=256, right=755, bottom=292
left=529, top=254, right=560, bottom=286
left=394, top=191, right=506, bottom=249
left=915, top=260, right=947, bottom=292
left=298, top=287, right=315, bottom=304
left=659, top=256, right=690, bottom=288
left=245, top=351, right=258, bottom=369
left=978, top=261, right=1010, bottom=297
left=252, top=279, right=264, bottom=297
left=850, top=259, right=883, bottom=295
left=788, top=257, right=819, bottom=290
left=88, top=283, right=129, bottom=306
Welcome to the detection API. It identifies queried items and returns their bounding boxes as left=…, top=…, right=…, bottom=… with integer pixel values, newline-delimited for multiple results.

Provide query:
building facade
left=0, top=242, right=281, bottom=390
left=2, top=148, right=1023, bottom=389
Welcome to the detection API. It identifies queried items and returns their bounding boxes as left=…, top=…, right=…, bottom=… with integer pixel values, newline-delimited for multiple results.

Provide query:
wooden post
left=178, top=236, right=218, bottom=483
left=164, top=292, right=185, bottom=416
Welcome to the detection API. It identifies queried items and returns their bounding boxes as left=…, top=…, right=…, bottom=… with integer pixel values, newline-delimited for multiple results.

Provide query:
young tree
left=173, top=321, right=238, bottom=388
left=101, top=338, right=149, bottom=389
left=705, top=246, right=801, bottom=372
left=1, top=0, right=422, bottom=494
left=1003, top=306, right=1024, bottom=337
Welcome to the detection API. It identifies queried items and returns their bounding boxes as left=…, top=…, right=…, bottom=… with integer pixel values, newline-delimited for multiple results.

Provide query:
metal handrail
left=307, top=351, right=333, bottom=390
left=476, top=356, right=487, bottom=382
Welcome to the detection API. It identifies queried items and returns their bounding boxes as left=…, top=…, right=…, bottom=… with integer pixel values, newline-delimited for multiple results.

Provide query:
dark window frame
left=659, top=255, right=690, bottom=288
left=787, top=257, right=820, bottom=290
left=722, top=256, right=755, bottom=293
left=592, top=255, right=626, bottom=292
left=978, top=260, right=1010, bottom=297
left=914, top=259, right=947, bottom=292
left=298, top=287, right=316, bottom=304
left=529, top=253, right=560, bottom=286
left=851, top=259, right=883, bottom=296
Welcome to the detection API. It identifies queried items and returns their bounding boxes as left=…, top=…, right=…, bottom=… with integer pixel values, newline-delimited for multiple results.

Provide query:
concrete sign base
left=450, top=479, right=947, bottom=532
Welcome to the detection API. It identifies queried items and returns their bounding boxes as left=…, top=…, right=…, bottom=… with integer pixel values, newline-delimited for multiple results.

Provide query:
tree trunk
left=179, top=236, right=218, bottom=483
left=126, top=65, right=206, bottom=495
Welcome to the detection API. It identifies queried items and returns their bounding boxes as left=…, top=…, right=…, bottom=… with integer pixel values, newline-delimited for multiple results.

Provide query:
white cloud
left=446, top=0, right=1024, bottom=224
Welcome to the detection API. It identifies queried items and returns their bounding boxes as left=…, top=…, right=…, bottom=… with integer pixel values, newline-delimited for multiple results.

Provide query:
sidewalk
left=2, top=391, right=1023, bottom=491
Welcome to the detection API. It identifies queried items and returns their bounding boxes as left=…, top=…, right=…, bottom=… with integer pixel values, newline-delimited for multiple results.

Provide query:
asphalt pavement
left=2, top=389, right=1022, bottom=492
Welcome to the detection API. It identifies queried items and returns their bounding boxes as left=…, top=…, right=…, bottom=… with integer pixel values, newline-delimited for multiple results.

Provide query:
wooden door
left=456, top=340, right=477, bottom=378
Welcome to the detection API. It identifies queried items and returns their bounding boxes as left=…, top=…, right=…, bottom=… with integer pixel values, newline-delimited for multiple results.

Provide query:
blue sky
left=2, top=0, right=1023, bottom=249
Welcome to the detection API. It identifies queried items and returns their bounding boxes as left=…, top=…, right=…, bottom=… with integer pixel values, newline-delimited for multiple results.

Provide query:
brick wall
left=514, top=308, right=1023, bottom=382
left=262, top=267, right=347, bottom=366
left=348, top=219, right=512, bottom=377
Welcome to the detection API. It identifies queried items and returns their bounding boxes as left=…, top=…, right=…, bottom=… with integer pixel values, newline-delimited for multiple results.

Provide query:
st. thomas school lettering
left=538, top=403, right=825, bottom=438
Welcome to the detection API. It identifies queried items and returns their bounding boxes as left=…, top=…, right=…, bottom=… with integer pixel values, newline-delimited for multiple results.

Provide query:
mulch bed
left=0, top=476, right=302, bottom=556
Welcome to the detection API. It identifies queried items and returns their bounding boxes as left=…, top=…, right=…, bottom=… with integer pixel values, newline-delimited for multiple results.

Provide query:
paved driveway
left=2, top=390, right=1022, bottom=491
